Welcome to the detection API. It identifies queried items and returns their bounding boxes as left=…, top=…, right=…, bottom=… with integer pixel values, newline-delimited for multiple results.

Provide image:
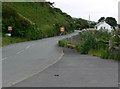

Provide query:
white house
left=95, top=21, right=114, bottom=32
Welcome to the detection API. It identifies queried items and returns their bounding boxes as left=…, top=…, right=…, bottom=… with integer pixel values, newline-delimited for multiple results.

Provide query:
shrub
left=109, top=48, right=120, bottom=61
left=100, top=49, right=110, bottom=59
left=78, top=32, right=98, bottom=54
left=2, top=3, right=18, bottom=18
left=114, top=49, right=120, bottom=61
left=58, top=40, right=68, bottom=47
left=93, top=30, right=111, bottom=41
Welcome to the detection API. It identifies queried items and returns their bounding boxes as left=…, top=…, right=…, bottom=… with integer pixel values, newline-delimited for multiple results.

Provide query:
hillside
left=2, top=2, right=74, bottom=40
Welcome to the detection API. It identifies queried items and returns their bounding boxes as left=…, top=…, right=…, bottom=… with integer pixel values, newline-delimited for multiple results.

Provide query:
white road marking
left=31, top=43, right=35, bottom=46
left=26, top=45, right=30, bottom=49
left=16, top=50, right=24, bottom=54
left=2, top=57, right=8, bottom=61
left=7, top=48, right=64, bottom=87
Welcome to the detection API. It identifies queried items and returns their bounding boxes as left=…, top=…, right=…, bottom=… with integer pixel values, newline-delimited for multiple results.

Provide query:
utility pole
left=89, top=14, right=90, bottom=29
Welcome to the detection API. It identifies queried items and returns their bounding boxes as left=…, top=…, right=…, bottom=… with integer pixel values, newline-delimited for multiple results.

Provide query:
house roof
left=95, top=21, right=111, bottom=27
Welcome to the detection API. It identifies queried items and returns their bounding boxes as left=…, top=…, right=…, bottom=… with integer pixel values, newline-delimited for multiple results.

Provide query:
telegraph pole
left=89, top=14, right=90, bottom=29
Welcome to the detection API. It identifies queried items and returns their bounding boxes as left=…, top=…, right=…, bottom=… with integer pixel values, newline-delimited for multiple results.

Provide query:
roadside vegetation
left=2, top=2, right=74, bottom=46
left=2, top=36, right=28, bottom=46
left=58, top=30, right=120, bottom=61
left=73, top=18, right=96, bottom=30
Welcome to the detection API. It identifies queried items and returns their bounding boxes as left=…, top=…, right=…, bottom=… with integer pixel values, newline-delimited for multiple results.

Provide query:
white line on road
left=2, top=57, right=8, bottom=61
left=8, top=48, right=64, bottom=87
left=16, top=50, right=24, bottom=55
left=26, top=45, right=30, bottom=49
left=31, top=43, right=36, bottom=46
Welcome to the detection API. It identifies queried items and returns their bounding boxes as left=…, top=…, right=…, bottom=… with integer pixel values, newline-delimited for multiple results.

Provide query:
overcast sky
left=47, top=0, right=119, bottom=23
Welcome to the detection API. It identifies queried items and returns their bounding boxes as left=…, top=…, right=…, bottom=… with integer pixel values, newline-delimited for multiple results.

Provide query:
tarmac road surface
left=2, top=31, right=79, bottom=87
left=12, top=48, right=118, bottom=87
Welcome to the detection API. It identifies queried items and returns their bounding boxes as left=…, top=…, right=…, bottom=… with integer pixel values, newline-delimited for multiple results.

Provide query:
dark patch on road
left=11, top=48, right=118, bottom=87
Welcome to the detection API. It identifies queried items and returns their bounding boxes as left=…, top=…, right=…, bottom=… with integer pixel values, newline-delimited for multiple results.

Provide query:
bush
left=58, top=40, right=68, bottom=47
left=2, top=4, right=32, bottom=38
left=78, top=31, right=98, bottom=54
left=100, top=48, right=120, bottom=61
left=2, top=3, right=18, bottom=18
left=114, top=49, right=120, bottom=61
left=100, top=49, right=110, bottom=59
left=93, top=30, right=111, bottom=41
left=109, top=48, right=120, bottom=61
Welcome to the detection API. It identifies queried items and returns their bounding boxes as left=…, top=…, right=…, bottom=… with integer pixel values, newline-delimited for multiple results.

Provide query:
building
left=95, top=21, right=114, bottom=32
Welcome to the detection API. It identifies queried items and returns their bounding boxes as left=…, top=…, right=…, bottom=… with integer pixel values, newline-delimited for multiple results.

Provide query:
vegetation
left=58, top=29, right=120, bottom=61
left=2, top=2, right=74, bottom=46
left=118, top=24, right=120, bottom=28
left=77, top=31, right=98, bottom=54
left=77, top=30, right=120, bottom=60
left=105, top=17, right=117, bottom=27
left=73, top=18, right=96, bottom=30
left=58, top=40, right=69, bottom=47
left=98, top=17, right=105, bottom=23
left=73, top=18, right=89, bottom=30
left=2, top=36, right=28, bottom=46
left=97, top=17, right=117, bottom=29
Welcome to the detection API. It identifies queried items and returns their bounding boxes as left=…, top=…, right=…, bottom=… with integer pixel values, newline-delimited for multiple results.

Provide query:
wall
left=97, top=22, right=113, bottom=32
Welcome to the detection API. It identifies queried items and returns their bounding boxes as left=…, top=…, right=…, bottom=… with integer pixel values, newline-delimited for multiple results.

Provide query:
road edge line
left=5, top=47, right=64, bottom=87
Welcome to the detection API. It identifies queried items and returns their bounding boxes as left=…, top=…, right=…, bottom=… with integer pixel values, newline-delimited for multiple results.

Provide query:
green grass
left=0, top=33, right=1, bottom=37
left=2, top=37, right=28, bottom=46
left=58, top=40, right=69, bottom=47
left=2, top=2, right=74, bottom=46
left=7, top=2, right=69, bottom=29
left=88, top=49, right=103, bottom=57
left=0, top=32, right=2, bottom=46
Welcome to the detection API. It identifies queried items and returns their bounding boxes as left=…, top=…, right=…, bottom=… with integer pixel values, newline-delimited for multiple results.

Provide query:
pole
left=89, top=14, right=90, bottom=29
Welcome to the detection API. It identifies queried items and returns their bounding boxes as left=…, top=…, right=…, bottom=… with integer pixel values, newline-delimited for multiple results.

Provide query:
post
left=89, top=15, right=90, bottom=29
left=109, top=40, right=112, bottom=50
left=8, top=26, right=12, bottom=36
left=60, top=27, right=65, bottom=36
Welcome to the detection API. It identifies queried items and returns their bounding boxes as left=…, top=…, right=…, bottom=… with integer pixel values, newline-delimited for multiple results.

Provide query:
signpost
left=7, top=26, right=12, bottom=36
left=60, top=27, right=65, bottom=36
left=60, top=27, right=65, bottom=32
left=8, top=26, right=12, bottom=31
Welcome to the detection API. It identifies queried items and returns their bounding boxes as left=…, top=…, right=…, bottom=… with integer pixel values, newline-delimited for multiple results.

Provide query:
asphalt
left=2, top=31, right=79, bottom=87
left=12, top=48, right=118, bottom=87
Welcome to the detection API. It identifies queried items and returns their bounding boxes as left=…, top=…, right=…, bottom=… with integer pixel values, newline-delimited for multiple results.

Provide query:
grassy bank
left=2, top=37, right=28, bottom=46
left=2, top=30, right=74, bottom=47
left=0, top=32, right=2, bottom=46
left=2, top=2, right=74, bottom=46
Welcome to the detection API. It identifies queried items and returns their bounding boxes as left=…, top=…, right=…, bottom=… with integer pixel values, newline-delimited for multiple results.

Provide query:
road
left=2, top=31, right=79, bottom=87
left=11, top=48, right=118, bottom=87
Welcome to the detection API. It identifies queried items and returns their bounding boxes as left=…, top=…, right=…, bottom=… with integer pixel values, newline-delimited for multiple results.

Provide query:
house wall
left=96, top=22, right=113, bottom=32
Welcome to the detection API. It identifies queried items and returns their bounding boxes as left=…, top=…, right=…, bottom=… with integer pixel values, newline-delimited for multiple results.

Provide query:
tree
left=98, top=17, right=105, bottom=23
left=47, top=2, right=54, bottom=8
left=73, top=18, right=89, bottom=29
left=118, top=24, right=120, bottom=28
left=54, top=8, right=62, bottom=14
left=105, top=17, right=117, bottom=27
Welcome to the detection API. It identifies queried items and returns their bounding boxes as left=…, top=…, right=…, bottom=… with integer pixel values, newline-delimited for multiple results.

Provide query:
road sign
left=60, top=27, right=65, bottom=32
left=8, top=26, right=12, bottom=31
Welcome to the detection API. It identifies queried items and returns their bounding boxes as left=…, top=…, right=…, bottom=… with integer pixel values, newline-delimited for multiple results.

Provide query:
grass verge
left=2, top=37, right=28, bottom=46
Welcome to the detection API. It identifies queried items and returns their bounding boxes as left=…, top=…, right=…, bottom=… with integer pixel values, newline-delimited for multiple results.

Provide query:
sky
left=47, top=0, right=119, bottom=23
